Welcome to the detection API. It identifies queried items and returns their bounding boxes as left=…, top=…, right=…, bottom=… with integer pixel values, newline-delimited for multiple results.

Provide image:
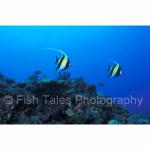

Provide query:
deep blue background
left=0, top=26, right=149, bottom=115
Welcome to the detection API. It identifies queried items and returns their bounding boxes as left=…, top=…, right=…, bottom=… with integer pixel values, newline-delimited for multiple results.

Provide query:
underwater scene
left=0, top=26, right=150, bottom=124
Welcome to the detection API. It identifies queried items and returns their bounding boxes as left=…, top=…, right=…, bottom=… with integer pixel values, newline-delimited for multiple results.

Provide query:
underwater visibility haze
left=0, top=26, right=150, bottom=124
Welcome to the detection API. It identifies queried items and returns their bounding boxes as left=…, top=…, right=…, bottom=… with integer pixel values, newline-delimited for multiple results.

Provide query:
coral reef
left=57, top=72, right=71, bottom=80
left=0, top=71, right=149, bottom=124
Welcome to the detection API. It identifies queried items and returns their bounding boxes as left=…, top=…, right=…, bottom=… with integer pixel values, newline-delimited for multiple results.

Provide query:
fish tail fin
left=108, top=65, right=112, bottom=75
left=108, top=65, right=111, bottom=71
left=55, top=56, right=59, bottom=64
left=108, top=73, right=112, bottom=77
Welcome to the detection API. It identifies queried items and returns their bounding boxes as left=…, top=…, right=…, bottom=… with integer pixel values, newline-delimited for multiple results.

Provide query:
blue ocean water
left=0, top=26, right=149, bottom=116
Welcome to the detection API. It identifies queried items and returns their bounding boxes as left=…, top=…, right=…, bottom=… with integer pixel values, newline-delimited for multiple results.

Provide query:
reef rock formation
left=0, top=72, right=149, bottom=124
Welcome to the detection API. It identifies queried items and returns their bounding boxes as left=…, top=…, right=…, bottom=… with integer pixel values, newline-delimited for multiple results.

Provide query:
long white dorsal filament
left=45, top=48, right=66, bottom=56
left=99, top=57, right=118, bottom=64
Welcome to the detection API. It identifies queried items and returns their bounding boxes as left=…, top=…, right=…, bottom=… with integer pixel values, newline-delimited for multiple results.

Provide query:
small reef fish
left=44, top=48, right=71, bottom=71
left=108, top=63, right=122, bottom=78
left=99, top=57, right=122, bottom=78
left=99, top=82, right=104, bottom=87
left=55, top=53, right=71, bottom=71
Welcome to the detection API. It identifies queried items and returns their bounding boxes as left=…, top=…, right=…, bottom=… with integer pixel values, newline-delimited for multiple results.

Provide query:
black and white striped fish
left=108, top=63, right=122, bottom=78
left=55, top=54, right=71, bottom=71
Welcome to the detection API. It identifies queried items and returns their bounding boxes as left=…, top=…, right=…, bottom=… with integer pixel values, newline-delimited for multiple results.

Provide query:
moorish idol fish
left=108, top=63, right=122, bottom=78
left=99, top=57, right=122, bottom=78
left=44, top=48, right=71, bottom=71
left=55, top=53, right=71, bottom=71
